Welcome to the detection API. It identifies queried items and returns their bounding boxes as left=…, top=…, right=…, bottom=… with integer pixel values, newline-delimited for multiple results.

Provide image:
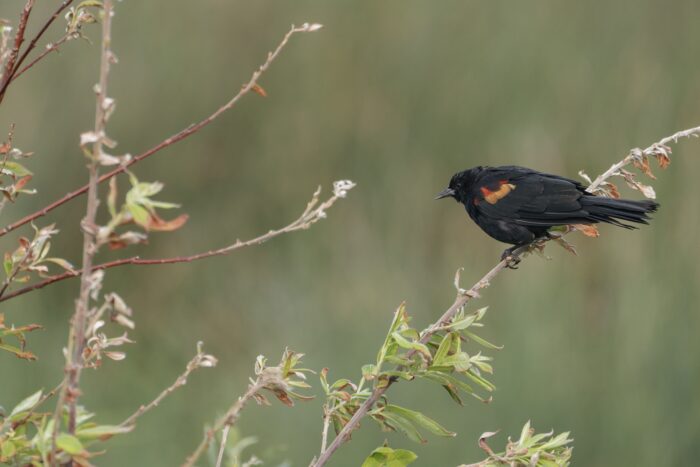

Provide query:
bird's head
left=435, top=166, right=484, bottom=203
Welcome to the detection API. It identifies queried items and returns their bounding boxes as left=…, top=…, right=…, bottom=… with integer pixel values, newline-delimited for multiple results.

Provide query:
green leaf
left=389, top=449, right=418, bottom=466
left=107, top=178, right=118, bottom=219
left=362, top=363, right=378, bottom=380
left=383, top=355, right=413, bottom=366
left=1, top=440, right=17, bottom=459
left=76, top=424, right=133, bottom=440
left=330, top=378, right=355, bottom=390
left=4, top=254, right=13, bottom=277
left=432, top=332, right=455, bottom=366
left=439, top=352, right=471, bottom=372
left=464, top=369, right=496, bottom=392
left=9, top=389, right=42, bottom=418
left=378, top=412, right=425, bottom=444
left=127, top=203, right=150, bottom=227
left=463, top=330, right=503, bottom=350
left=56, top=433, right=84, bottom=455
left=362, top=446, right=417, bottom=467
left=148, top=200, right=180, bottom=209
left=445, top=313, right=479, bottom=331
left=540, top=431, right=573, bottom=450
left=42, top=258, right=76, bottom=272
left=77, top=0, right=104, bottom=8
left=391, top=332, right=431, bottom=360
left=0, top=161, right=32, bottom=177
left=384, top=404, right=455, bottom=438
left=421, top=371, right=475, bottom=396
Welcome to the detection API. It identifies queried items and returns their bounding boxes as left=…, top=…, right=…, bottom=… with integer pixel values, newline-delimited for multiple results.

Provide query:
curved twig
left=0, top=22, right=322, bottom=238
left=0, top=182, right=353, bottom=304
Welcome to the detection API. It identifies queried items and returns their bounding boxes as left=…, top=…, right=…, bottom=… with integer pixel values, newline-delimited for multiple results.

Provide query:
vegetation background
left=1, top=1, right=699, bottom=465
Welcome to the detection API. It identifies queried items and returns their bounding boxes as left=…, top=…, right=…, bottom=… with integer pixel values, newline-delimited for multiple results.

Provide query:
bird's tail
left=580, top=196, right=659, bottom=229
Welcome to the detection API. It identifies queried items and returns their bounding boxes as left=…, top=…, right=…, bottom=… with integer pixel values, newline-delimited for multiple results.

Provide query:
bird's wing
left=472, top=170, right=592, bottom=227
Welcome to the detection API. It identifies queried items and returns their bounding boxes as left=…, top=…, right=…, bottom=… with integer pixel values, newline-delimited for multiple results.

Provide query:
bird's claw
left=504, top=255, right=521, bottom=269
left=501, top=249, right=522, bottom=269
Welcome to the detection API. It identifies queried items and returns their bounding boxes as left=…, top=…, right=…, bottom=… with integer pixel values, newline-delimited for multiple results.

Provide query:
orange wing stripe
left=481, top=182, right=516, bottom=204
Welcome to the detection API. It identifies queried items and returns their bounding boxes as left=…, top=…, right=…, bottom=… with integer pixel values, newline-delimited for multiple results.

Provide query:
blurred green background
left=2, top=1, right=700, bottom=465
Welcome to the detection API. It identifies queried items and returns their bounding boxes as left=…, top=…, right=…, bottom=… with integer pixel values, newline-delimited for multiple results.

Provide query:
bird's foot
left=501, top=247, right=522, bottom=269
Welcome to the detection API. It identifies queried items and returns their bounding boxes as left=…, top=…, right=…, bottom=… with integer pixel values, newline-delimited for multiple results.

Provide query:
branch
left=588, top=125, right=700, bottom=192
left=0, top=0, right=75, bottom=103
left=0, top=180, right=354, bottom=304
left=52, top=0, right=114, bottom=453
left=0, top=22, right=323, bottom=239
left=183, top=349, right=313, bottom=467
left=11, top=34, right=70, bottom=81
left=311, top=125, right=700, bottom=467
left=120, top=342, right=217, bottom=428
left=181, top=378, right=266, bottom=467
left=0, top=0, right=35, bottom=98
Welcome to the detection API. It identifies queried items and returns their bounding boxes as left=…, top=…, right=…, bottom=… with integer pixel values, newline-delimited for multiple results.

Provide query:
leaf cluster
left=463, top=421, right=573, bottom=467
left=0, top=391, right=132, bottom=466
left=321, top=303, right=499, bottom=445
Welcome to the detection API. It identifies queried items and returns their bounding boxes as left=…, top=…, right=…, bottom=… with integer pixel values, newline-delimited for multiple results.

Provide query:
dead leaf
left=633, top=155, right=656, bottom=179
left=273, top=389, right=294, bottom=407
left=619, top=168, right=657, bottom=199
left=572, top=224, right=600, bottom=238
left=145, top=213, right=189, bottom=232
left=15, top=351, right=37, bottom=360
left=251, top=83, right=267, bottom=97
left=604, top=182, right=620, bottom=199
left=478, top=430, right=499, bottom=456
left=14, top=175, right=32, bottom=191
left=657, top=153, right=671, bottom=169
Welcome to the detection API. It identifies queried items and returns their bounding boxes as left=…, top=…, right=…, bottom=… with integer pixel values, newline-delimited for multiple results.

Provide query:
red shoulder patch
left=480, top=181, right=516, bottom=204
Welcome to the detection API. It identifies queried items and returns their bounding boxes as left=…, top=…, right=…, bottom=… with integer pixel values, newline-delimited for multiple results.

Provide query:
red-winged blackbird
left=436, top=165, right=659, bottom=263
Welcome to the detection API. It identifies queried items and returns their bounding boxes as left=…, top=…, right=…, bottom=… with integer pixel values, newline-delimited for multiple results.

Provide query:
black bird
left=436, top=165, right=658, bottom=264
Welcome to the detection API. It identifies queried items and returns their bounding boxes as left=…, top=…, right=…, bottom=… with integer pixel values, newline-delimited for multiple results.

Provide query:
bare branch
left=181, top=379, right=266, bottom=467
left=183, top=349, right=313, bottom=467
left=121, top=343, right=217, bottom=428
left=0, top=181, right=354, bottom=304
left=0, top=0, right=34, bottom=95
left=11, top=34, right=70, bottom=81
left=0, top=22, right=323, bottom=239
left=0, top=0, right=74, bottom=103
left=310, top=125, right=700, bottom=467
left=215, top=424, right=232, bottom=467
left=51, top=0, right=114, bottom=454
left=588, top=125, right=700, bottom=192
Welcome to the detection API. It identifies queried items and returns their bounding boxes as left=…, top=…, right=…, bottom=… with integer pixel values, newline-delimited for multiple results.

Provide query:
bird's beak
left=434, top=188, right=455, bottom=200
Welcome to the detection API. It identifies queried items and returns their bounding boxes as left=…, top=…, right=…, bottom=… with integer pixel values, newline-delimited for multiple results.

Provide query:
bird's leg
left=501, top=245, right=523, bottom=269
left=502, top=233, right=558, bottom=268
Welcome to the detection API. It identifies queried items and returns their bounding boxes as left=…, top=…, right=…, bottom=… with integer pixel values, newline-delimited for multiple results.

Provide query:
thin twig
left=588, top=125, right=700, bottom=192
left=310, top=125, right=700, bottom=467
left=215, top=424, right=231, bottom=467
left=181, top=379, right=267, bottom=467
left=0, top=0, right=74, bottom=102
left=120, top=344, right=217, bottom=427
left=0, top=250, right=29, bottom=298
left=0, top=181, right=353, bottom=304
left=51, top=1, right=114, bottom=458
left=11, top=35, right=70, bottom=81
left=0, top=380, right=62, bottom=433
left=0, top=0, right=34, bottom=97
left=320, top=405, right=331, bottom=454
left=0, top=22, right=323, bottom=239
